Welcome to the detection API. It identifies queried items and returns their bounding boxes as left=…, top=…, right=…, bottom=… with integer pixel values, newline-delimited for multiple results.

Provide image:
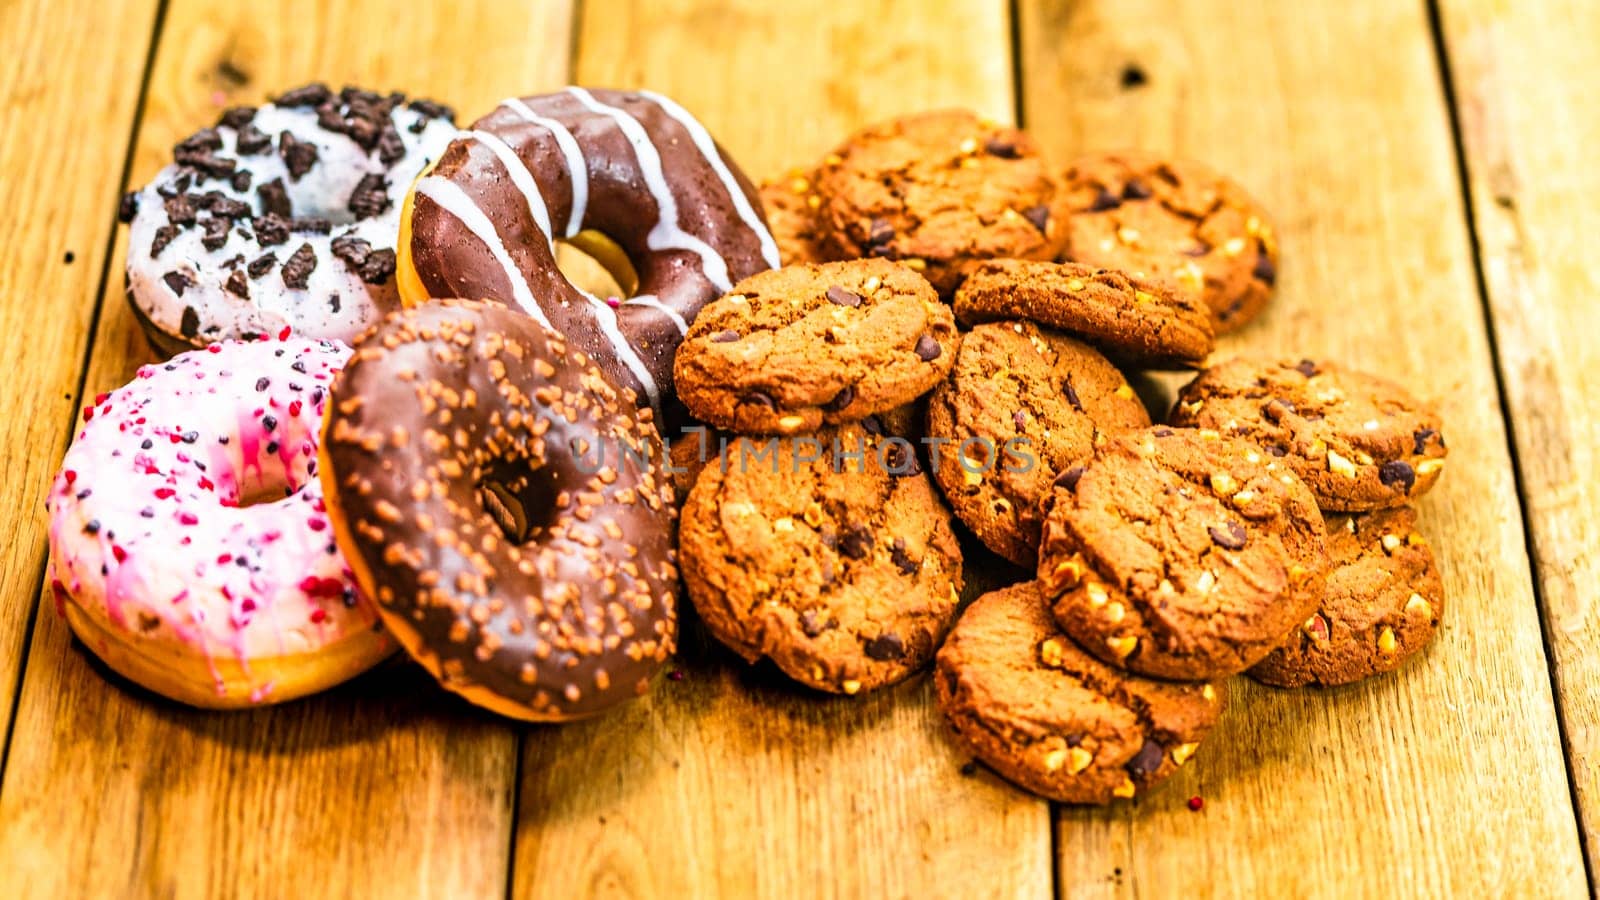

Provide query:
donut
left=45, top=338, right=392, bottom=708
left=319, top=299, right=679, bottom=721
left=396, top=87, right=778, bottom=413
left=118, top=83, right=457, bottom=356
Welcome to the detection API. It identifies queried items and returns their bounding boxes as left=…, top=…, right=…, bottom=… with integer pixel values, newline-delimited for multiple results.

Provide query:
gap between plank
left=1423, top=0, right=1596, bottom=890
left=0, top=0, right=172, bottom=787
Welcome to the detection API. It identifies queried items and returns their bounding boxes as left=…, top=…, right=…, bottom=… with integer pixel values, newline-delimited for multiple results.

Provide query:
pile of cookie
left=672, top=110, right=1448, bottom=805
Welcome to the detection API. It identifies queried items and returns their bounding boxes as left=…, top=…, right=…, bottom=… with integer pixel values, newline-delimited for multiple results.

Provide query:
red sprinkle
left=111, top=545, right=127, bottom=563
left=1187, top=796, right=1204, bottom=812
left=307, top=518, right=326, bottom=531
left=64, top=470, right=77, bottom=485
left=179, top=511, right=199, bottom=525
left=154, top=487, right=176, bottom=499
left=198, top=476, right=215, bottom=491
left=298, top=576, right=345, bottom=599
left=288, top=400, right=302, bottom=417
left=207, top=344, right=221, bottom=353
left=95, top=392, right=110, bottom=405
left=309, top=608, right=327, bottom=624
left=82, top=406, right=94, bottom=422
left=278, top=326, right=292, bottom=341
left=217, top=553, right=232, bottom=564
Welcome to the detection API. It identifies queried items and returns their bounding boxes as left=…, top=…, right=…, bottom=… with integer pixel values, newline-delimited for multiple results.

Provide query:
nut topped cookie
left=1250, top=507, right=1444, bottom=687
left=759, top=167, right=827, bottom=265
left=953, top=259, right=1214, bottom=369
left=935, top=581, right=1225, bottom=805
left=674, top=259, right=959, bottom=435
left=1038, top=427, right=1329, bottom=681
left=927, top=321, right=1151, bottom=567
left=1059, top=153, right=1277, bottom=333
left=679, top=422, right=964, bottom=694
left=1168, top=357, right=1448, bottom=511
left=814, top=110, right=1069, bottom=294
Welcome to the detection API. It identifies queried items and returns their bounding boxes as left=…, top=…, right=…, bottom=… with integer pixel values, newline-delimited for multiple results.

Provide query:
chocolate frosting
left=321, top=300, right=678, bottom=720
left=406, top=88, right=778, bottom=411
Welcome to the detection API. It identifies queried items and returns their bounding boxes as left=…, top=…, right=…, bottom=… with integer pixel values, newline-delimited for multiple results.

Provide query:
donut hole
left=478, top=464, right=559, bottom=544
left=558, top=231, right=639, bottom=299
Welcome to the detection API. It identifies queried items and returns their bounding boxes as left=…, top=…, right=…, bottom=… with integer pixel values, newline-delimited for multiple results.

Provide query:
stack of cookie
left=672, top=109, right=1450, bottom=805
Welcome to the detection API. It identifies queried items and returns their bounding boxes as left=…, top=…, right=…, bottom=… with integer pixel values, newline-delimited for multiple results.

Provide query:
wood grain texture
left=1018, top=0, right=1586, bottom=896
left=1439, top=0, right=1600, bottom=874
left=0, top=0, right=159, bottom=745
left=510, top=3, right=1054, bottom=898
left=0, top=2, right=577, bottom=897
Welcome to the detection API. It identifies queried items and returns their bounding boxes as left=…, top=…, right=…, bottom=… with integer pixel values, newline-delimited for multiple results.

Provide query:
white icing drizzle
left=469, top=129, right=555, bottom=250
left=499, top=98, right=589, bottom=236
left=624, top=294, right=690, bottom=336
left=565, top=87, right=733, bottom=292
left=638, top=90, right=781, bottom=271
left=581, top=294, right=661, bottom=410
left=413, top=176, right=553, bottom=330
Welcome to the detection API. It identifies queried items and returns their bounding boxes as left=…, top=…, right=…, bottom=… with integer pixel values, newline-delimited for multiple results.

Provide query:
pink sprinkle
left=605, top=296, right=621, bottom=308
left=307, top=518, right=326, bottom=531
left=210, top=90, right=226, bottom=106
left=217, top=553, right=232, bottom=564
left=179, top=512, right=198, bottom=525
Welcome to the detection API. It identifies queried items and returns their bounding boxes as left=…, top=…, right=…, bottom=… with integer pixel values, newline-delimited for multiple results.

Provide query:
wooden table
left=0, top=1, right=1594, bottom=896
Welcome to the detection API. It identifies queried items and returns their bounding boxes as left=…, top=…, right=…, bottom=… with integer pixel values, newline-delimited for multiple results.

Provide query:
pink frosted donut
left=45, top=338, right=393, bottom=707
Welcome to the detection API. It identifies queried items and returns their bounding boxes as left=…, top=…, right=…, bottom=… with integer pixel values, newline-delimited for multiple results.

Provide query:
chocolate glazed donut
left=397, top=87, right=779, bottom=414
left=319, top=299, right=678, bottom=721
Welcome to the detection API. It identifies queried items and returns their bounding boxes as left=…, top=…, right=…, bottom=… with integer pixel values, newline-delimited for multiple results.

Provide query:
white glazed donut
left=119, top=84, right=457, bottom=355
left=45, top=338, right=393, bottom=707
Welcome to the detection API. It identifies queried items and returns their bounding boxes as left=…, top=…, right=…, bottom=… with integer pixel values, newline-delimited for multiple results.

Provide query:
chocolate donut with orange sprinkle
left=319, top=299, right=678, bottom=720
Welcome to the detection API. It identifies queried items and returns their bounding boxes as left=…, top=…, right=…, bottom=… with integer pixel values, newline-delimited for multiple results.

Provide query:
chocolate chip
left=139, top=508, right=154, bottom=519
left=235, top=123, right=270, bottom=155
left=1379, top=460, right=1416, bottom=494
left=1182, top=241, right=1212, bottom=257
left=1253, top=248, right=1276, bottom=284
left=261, top=414, right=278, bottom=432
left=742, top=391, right=774, bottom=408
left=330, top=234, right=371, bottom=266
left=162, top=271, right=191, bottom=296
left=279, top=131, right=318, bottom=181
left=281, top=243, right=317, bottom=289
left=915, top=334, right=941, bottom=362
left=175, top=128, right=223, bottom=155
left=984, top=138, right=1020, bottom=159
left=151, top=225, right=179, bottom=257
left=347, top=173, right=390, bottom=219
left=1012, top=410, right=1027, bottom=429
left=1413, top=428, right=1438, bottom=456
left=218, top=106, right=256, bottom=130
left=258, top=179, right=292, bottom=219
left=1151, top=426, right=1175, bottom=437
left=864, top=632, right=905, bottom=661
left=200, top=217, right=231, bottom=251
left=861, top=416, right=885, bottom=436
left=163, top=194, right=197, bottom=225
left=710, top=330, right=740, bottom=343
left=1063, top=377, right=1083, bottom=411
left=275, top=83, right=332, bottom=107
left=376, top=122, right=406, bottom=165
left=1120, top=64, right=1148, bottom=89
left=180, top=306, right=200, bottom=338
left=174, top=149, right=236, bottom=180
left=255, top=377, right=270, bottom=391
left=358, top=248, right=396, bottom=284
left=1021, top=204, right=1050, bottom=233
left=890, top=538, right=918, bottom=575
left=1122, top=179, right=1153, bottom=200
left=224, top=269, right=249, bottom=299
left=885, top=441, right=920, bottom=477
left=248, top=253, right=276, bottom=278
left=1053, top=465, right=1085, bottom=490
left=866, top=218, right=895, bottom=247
left=823, top=386, right=854, bottom=413
left=181, top=430, right=198, bottom=443
left=230, top=170, right=253, bottom=192
left=1264, top=443, right=1288, bottom=457
left=118, top=191, right=139, bottom=223
left=799, top=609, right=832, bottom=638
left=328, top=294, right=341, bottom=313
left=1088, top=189, right=1122, bottom=212
left=291, top=216, right=331, bottom=234
left=207, top=195, right=251, bottom=220
left=1208, top=520, right=1248, bottom=550
left=825, top=285, right=861, bottom=307
left=253, top=213, right=290, bottom=246
left=1293, top=359, right=1319, bottom=378
left=1126, top=738, right=1163, bottom=778
left=408, top=98, right=455, bottom=121
left=839, top=524, right=874, bottom=560
left=291, top=359, right=307, bottom=374
left=959, top=760, right=979, bottom=777
left=83, top=520, right=101, bottom=535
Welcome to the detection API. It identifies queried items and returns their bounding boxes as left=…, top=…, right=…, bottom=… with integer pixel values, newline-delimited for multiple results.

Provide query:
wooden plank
left=1439, top=0, right=1600, bottom=874
left=510, top=2, right=1054, bottom=897
left=0, top=2, right=576, bottom=897
left=0, top=0, right=159, bottom=745
left=1017, top=0, right=1586, bottom=895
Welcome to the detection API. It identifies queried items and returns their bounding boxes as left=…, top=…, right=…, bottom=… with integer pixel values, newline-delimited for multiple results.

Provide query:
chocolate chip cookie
left=953, top=259, right=1215, bottom=369
left=935, top=581, right=1225, bottom=805
left=1059, top=153, right=1277, bottom=333
left=1038, top=427, right=1329, bottom=681
left=1168, top=357, right=1448, bottom=511
left=814, top=110, right=1069, bottom=294
left=759, top=166, right=827, bottom=265
left=679, top=422, right=964, bottom=694
left=927, top=321, right=1150, bottom=567
left=674, top=259, right=959, bottom=435
left=1250, top=507, right=1444, bottom=687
